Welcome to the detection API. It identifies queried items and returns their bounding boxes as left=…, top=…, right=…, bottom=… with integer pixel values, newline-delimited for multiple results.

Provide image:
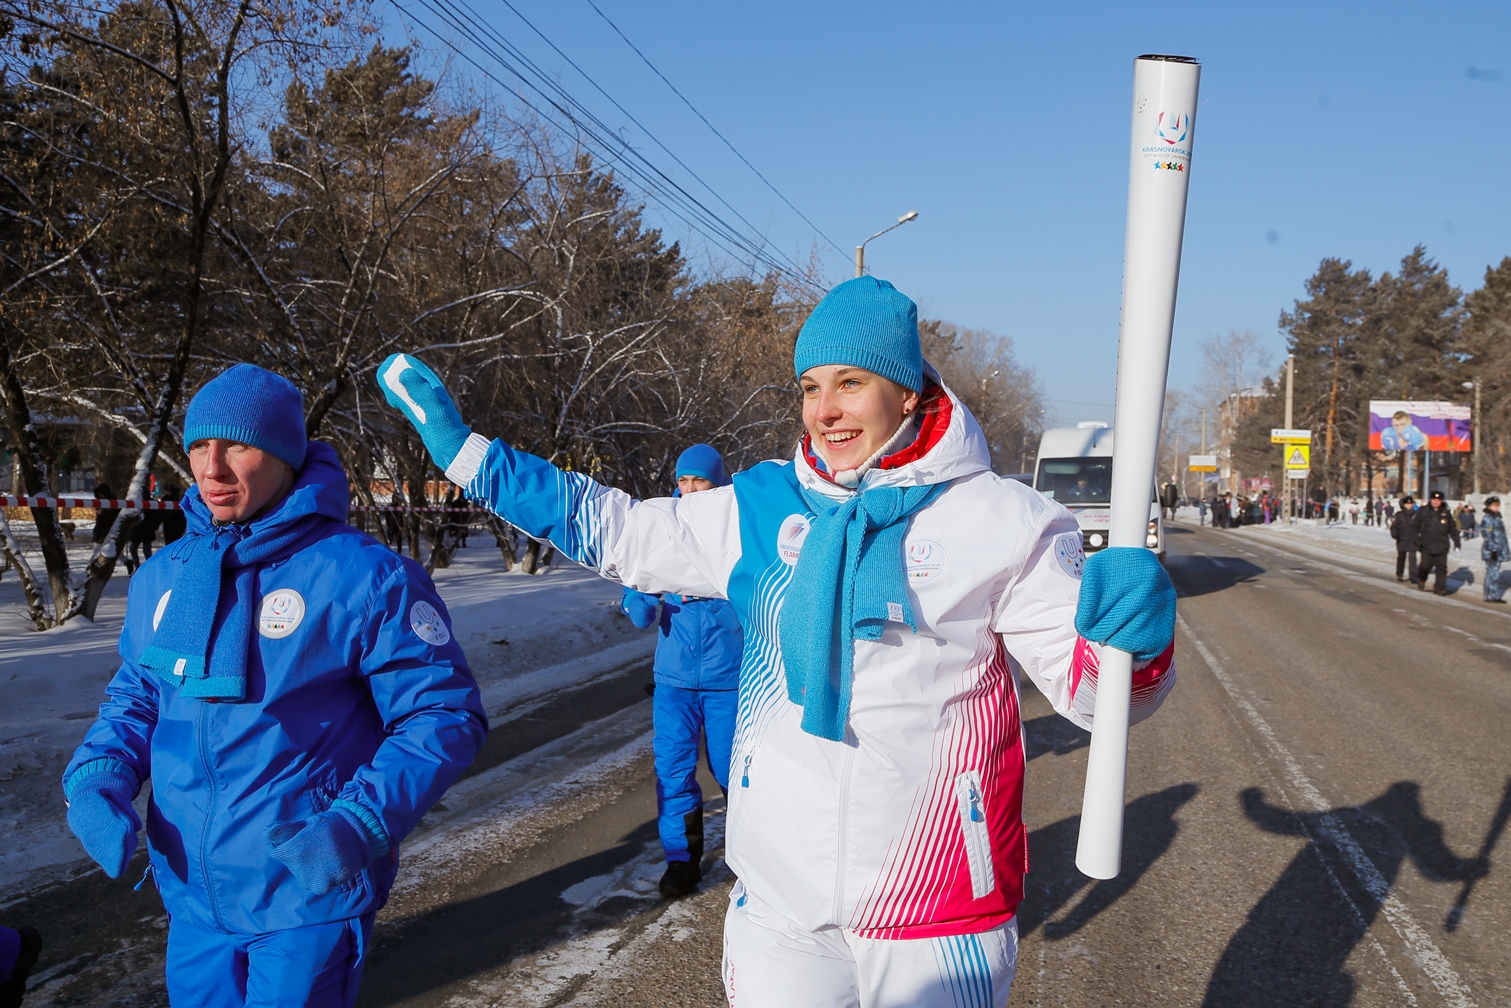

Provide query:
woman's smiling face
left=799, top=365, right=919, bottom=475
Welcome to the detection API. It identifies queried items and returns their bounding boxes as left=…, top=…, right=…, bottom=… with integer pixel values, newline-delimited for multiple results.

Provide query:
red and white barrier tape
left=0, top=496, right=181, bottom=509
left=0, top=496, right=486, bottom=514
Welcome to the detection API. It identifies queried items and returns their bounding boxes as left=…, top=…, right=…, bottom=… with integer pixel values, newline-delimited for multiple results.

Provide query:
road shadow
left=1017, top=783, right=1198, bottom=939
left=1203, top=782, right=1486, bottom=1007
left=1166, top=552, right=1267, bottom=598
left=1022, top=713, right=1089, bottom=762
left=359, top=815, right=666, bottom=1006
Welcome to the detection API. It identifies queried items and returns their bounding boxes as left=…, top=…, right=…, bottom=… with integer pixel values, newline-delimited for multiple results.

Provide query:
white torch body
left=1074, top=55, right=1200, bottom=881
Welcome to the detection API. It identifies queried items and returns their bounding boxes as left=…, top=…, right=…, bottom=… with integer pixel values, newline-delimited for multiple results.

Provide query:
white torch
left=1075, top=54, right=1201, bottom=881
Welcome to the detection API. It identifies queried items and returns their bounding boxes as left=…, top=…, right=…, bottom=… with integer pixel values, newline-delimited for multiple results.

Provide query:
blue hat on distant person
left=793, top=276, right=923, bottom=393
left=182, top=364, right=308, bottom=470
left=675, top=444, right=730, bottom=487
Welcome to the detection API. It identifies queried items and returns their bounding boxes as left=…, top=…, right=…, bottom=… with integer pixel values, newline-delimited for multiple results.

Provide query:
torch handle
left=1074, top=54, right=1201, bottom=881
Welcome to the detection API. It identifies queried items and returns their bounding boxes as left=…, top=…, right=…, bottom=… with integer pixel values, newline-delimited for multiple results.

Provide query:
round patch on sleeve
left=410, top=600, right=451, bottom=646
left=259, top=589, right=306, bottom=639
left=152, top=590, right=172, bottom=631
left=1053, top=532, right=1086, bottom=579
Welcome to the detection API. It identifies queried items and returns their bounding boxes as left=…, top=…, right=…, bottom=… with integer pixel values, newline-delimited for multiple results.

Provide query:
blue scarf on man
left=779, top=478, right=946, bottom=742
left=137, top=442, right=349, bottom=700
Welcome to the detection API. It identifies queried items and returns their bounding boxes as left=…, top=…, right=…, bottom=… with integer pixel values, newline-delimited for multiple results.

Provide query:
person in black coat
left=1412, top=491, right=1461, bottom=595
left=1390, top=497, right=1419, bottom=583
left=90, top=483, right=118, bottom=546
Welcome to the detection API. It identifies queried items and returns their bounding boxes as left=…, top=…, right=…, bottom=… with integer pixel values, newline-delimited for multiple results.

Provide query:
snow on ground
left=0, top=525, right=647, bottom=897
left=1195, top=513, right=1507, bottom=594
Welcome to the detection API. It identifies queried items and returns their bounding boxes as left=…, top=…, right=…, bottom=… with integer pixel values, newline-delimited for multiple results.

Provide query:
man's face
left=188, top=439, right=295, bottom=523
left=677, top=475, right=715, bottom=495
left=1430, top=498, right=1444, bottom=509
left=1392, top=415, right=1411, bottom=435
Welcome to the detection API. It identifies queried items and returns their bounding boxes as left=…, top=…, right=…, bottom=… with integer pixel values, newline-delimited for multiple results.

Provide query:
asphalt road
left=1006, top=522, right=1510, bottom=1007
left=12, top=521, right=1511, bottom=1006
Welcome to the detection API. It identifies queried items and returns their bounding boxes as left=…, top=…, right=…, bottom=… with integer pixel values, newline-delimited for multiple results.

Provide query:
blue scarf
left=779, top=480, right=946, bottom=741
left=138, top=443, right=349, bottom=700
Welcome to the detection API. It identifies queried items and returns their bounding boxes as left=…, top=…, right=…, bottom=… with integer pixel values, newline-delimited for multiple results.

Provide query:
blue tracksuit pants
left=654, top=685, right=736, bottom=864
left=165, top=912, right=374, bottom=1007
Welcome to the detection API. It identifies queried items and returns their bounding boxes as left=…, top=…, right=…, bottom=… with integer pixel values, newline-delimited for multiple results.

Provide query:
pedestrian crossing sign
left=1285, top=444, right=1309, bottom=470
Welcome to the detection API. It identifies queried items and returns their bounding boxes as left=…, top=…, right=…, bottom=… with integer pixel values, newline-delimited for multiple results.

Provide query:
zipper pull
left=740, top=754, right=751, bottom=788
left=134, top=864, right=155, bottom=891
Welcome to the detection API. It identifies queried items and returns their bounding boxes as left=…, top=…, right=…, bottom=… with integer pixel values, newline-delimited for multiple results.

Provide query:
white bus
left=1032, top=423, right=1164, bottom=560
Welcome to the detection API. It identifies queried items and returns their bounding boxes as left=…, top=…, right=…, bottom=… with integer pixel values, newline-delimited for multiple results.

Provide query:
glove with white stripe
left=377, top=354, right=472, bottom=472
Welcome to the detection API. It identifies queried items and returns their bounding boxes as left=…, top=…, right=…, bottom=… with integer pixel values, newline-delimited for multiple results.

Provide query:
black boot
left=659, top=859, right=701, bottom=897
left=0, top=926, right=43, bottom=1008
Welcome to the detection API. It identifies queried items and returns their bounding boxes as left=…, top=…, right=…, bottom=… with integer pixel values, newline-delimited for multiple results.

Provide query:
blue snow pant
left=165, top=912, right=375, bottom=1008
left=1487, top=557, right=1505, bottom=601
left=653, top=685, right=736, bottom=864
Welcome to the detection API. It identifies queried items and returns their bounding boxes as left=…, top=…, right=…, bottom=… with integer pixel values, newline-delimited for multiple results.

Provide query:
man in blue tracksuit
left=620, top=445, right=743, bottom=897
left=62, top=364, right=487, bottom=1007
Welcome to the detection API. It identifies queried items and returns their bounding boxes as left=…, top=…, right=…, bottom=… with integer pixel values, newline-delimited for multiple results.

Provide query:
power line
left=583, top=0, right=848, bottom=260
left=492, top=0, right=831, bottom=271
left=391, top=0, right=827, bottom=295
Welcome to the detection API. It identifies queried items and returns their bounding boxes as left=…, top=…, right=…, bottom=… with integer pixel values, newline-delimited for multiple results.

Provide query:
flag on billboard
left=1367, top=400, right=1471, bottom=452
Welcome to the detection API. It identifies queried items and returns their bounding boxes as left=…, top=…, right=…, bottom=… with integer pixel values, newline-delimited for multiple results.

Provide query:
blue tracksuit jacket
left=620, top=589, right=741, bottom=689
left=65, top=459, right=487, bottom=935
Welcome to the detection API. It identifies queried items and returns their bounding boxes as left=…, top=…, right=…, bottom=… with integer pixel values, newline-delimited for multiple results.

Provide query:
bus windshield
left=1035, top=457, right=1111, bottom=505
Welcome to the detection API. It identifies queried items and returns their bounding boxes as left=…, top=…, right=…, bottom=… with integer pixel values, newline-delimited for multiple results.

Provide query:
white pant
left=722, top=882, right=1017, bottom=1008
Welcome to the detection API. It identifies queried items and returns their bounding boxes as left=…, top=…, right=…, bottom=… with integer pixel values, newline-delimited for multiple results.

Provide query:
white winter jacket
left=445, top=379, right=1175, bottom=938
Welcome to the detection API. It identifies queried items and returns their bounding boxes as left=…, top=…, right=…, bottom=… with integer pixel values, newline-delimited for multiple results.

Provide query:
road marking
left=1244, top=534, right=1502, bottom=618
left=1179, top=616, right=1476, bottom=1007
left=1438, top=623, right=1511, bottom=655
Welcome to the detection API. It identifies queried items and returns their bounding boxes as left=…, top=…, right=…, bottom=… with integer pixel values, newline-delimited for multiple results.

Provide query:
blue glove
left=377, top=353, right=473, bottom=471
left=1074, top=547, right=1176, bottom=662
left=266, top=805, right=385, bottom=895
left=621, top=589, right=660, bottom=629
left=64, top=758, right=141, bottom=878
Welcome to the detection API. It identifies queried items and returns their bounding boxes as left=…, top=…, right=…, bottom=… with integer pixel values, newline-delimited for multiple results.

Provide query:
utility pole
left=1464, top=378, right=1482, bottom=496
left=1284, top=354, right=1295, bottom=522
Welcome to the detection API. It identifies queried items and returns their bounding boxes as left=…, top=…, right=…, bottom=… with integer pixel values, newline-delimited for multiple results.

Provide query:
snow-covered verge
left=1227, top=517, right=1506, bottom=594
left=0, top=531, right=648, bottom=897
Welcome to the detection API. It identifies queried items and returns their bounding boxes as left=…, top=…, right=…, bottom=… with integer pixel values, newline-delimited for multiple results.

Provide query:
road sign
left=1188, top=454, right=1218, bottom=472
left=1285, top=444, right=1310, bottom=469
left=1272, top=428, right=1312, bottom=444
left=1287, top=469, right=1309, bottom=480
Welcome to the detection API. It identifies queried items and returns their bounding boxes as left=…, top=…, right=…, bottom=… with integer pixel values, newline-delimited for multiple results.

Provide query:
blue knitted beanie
left=675, top=444, right=730, bottom=487
left=793, top=277, right=923, bottom=393
left=182, top=364, right=308, bottom=470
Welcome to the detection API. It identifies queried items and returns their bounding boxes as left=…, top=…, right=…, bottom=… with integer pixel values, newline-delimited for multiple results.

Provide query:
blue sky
left=392, top=1, right=1511, bottom=425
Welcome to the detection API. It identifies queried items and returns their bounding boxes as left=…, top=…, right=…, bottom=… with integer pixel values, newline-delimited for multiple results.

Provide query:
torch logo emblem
left=1156, top=112, right=1188, bottom=145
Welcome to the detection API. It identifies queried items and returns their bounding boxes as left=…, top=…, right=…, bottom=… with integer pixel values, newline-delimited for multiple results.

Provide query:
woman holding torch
left=378, top=276, right=1175, bottom=1005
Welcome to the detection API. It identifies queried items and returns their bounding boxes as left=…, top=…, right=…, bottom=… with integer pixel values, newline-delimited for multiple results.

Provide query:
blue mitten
left=377, top=354, right=473, bottom=471
left=64, top=758, right=141, bottom=878
left=621, top=589, right=660, bottom=630
left=1074, top=547, right=1176, bottom=662
left=266, top=805, right=386, bottom=895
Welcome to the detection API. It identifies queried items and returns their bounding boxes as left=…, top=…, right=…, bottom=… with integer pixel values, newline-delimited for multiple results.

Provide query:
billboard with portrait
left=1367, top=400, right=1471, bottom=452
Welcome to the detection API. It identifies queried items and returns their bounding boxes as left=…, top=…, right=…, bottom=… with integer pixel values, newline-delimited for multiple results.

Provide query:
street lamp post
left=856, top=211, right=919, bottom=278
left=1463, top=379, right=1482, bottom=496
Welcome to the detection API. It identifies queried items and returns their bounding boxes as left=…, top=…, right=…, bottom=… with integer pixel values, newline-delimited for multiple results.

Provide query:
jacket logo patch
left=906, top=539, right=947, bottom=581
left=777, top=515, right=811, bottom=566
left=153, top=590, right=172, bottom=631
left=410, top=600, right=451, bottom=646
left=259, top=589, right=305, bottom=639
left=1054, top=532, right=1086, bottom=579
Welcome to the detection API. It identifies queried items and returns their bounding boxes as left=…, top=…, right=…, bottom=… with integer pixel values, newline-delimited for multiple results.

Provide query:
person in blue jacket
left=620, top=445, right=743, bottom=897
left=62, top=364, right=487, bottom=1008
